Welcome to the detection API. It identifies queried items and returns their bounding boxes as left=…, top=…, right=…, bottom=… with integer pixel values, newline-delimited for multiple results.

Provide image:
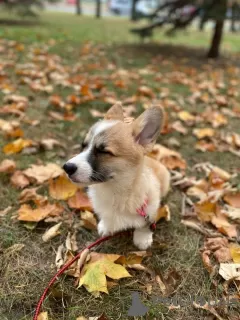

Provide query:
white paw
left=133, top=228, right=153, bottom=250
left=97, top=220, right=110, bottom=236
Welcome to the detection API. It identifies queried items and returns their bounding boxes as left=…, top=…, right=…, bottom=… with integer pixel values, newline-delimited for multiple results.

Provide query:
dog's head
left=63, top=102, right=164, bottom=186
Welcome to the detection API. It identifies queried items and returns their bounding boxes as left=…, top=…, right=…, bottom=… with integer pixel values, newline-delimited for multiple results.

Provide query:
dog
left=63, top=102, right=170, bottom=249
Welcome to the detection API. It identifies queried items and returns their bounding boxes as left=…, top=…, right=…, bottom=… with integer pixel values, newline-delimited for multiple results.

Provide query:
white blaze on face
left=66, top=120, right=118, bottom=185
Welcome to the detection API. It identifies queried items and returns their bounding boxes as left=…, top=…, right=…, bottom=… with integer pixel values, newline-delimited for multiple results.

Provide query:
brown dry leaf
left=42, top=222, right=62, bottom=242
left=156, top=205, right=171, bottom=222
left=40, top=138, right=61, bottom=151
left=148, top=144, right=186, bottom=170
left=203, top=238, right=232, bottom=264
left=37, top=312, right=48, bottom=320
left=230, top=244, right=240, bottom=263
left=76, top=317, right=87, bottom=320
left=24, top=163, right=63, bottom=184
left=194, top=201, right=217, bottom=222
left=171, top=120, right=188, bottom=135
left=0, top=206, right=12, bottom=217
left=193, top=128, right=215, bottom=139
left=10, top=170, right=30, bottom=188
left=187, top=186, right=207, bottom=201
left=224, top=192, right=240, bottom=208
left=193, top=302, right=225, bottom=320
left=80, top=211, right=97, bottom=230
left=49, top=175, right=78, bottom=200
left=68, top=190, right=93, bottom=211
left=195, top=140, right=216, bottom=152
left=18, top=203, right=64, bottom=222
left=201, top=250, right=215, bottom=274
left=223, top=206, right=240, bottom=220
left=3, top=138, right=33, bottom=154
left=219, top=263, right=240, bottom=281
left=211, top=212, right=237, bottom=238
left=19, top=187, right=46, bottom=204
left=0, top=159, right=16, bottom=173
left=137, top=85, right=154, bottom=98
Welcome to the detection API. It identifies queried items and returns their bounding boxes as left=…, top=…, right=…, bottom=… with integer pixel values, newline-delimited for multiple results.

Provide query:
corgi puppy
left=63, top=103, right=170, bottom=249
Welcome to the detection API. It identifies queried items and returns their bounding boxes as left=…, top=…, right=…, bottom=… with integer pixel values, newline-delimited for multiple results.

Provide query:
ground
left=0, top=12, right=240, bottom=320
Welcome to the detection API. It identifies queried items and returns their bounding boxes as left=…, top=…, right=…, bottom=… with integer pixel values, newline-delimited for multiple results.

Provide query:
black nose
left=63, top=163, right=77, bottom=176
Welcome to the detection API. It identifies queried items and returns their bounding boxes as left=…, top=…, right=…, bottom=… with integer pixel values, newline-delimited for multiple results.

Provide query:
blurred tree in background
left=0, top=0, right=60, bottom=16
left=131, top=0, right=240, bottom=58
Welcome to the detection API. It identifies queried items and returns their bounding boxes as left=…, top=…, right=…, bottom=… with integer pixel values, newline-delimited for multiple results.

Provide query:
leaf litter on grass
left=1, top=38, right=240, bottom=319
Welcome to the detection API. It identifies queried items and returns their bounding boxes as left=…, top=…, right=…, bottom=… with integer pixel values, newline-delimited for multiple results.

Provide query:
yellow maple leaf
left=79, top=254, right=131, bottom=294
left=3, top=138, right=33, bottom=154
left=49, top=175, right=78, bottom=200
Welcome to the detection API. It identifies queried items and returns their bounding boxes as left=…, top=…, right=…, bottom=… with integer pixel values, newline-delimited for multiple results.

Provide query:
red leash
left=33, top=231, right=131, bottom=320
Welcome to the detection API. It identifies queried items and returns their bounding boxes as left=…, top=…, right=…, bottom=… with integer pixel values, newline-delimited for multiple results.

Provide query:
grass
left=0, top=11, right=240, bottom=320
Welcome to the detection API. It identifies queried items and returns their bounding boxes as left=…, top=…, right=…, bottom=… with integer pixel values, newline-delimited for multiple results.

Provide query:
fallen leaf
left=194, top=201, right=217, bottom=222
left=24, top=163, right=63, bottom=184
left=195, top=140, right=216, bottom=152
left=193, top=302, right=225, bottom=320
left=202, top=238, right=232, bottom=264
left=230, top=244, right=240, bottom=263
left=40, top=138, right=61, bottom=151
left=211, top=212, right=237, bottom=238
left=0, top=206, right=12, bottom=217
left=18, top=203, right=64, bottom=222
left=79, top=254, right=131, bottom=293
left=49, top=175, right=78, bottom=200
left=156, top=205, right=171, bottom=222
left=148, top=144, right=186, bottom=170
left=80, top=211, right=97, bottom=230
left=68, top=190, right=93, bottom=211
left=193, top=128, right=215, bottom=139
left=224, top=192, right=240, bottom=208
left=37, top=312, right=48, bottom=320
left=178, top=111, right=195, bottom=123
left=10, top=170, right=30, bottom=188
left=137, top=86, right=154, bottom=98
left=42, top=222, right=62, bottom=242
left=219, top=263, right=240, bottom=281
left=0, top=159, right=16, bottom=173
left=223, top=206, right=240, bottom=220
left=3, top=138, right=33, bottom=154
left=19, top=187, right=46, bottom=204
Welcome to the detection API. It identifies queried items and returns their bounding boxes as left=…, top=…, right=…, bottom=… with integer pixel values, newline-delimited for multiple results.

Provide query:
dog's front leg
left=133, top=227, right=153, bottom=250
left=97, top=219, right=111, bottom=236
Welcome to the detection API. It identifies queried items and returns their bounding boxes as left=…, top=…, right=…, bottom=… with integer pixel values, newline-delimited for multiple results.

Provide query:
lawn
left=0, top=12, right=240, bottom=320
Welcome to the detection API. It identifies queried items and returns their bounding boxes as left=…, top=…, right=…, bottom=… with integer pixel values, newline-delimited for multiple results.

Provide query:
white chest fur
left=88, top=166, right=161, bottom=235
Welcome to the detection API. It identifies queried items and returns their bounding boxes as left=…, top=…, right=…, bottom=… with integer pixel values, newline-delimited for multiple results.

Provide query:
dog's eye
left=95, top=145, right=114, bottom=156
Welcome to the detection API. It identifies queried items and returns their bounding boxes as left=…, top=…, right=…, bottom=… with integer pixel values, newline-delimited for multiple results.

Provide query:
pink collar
left=136, top=198, right=156, bottom=231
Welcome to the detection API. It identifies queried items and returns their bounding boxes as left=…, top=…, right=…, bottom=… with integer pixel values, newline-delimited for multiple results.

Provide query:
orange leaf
left=193, top=128, right=215, bottom=139
left=194, top=201, right=217, bottom=222
left=68, top=190, right=93, bottom=211
left=3, top=138, right=33, bottom=154
left=49, top=175, right=78, bottom=200
left=18, top=203, right=64, bottom=222
left=224, top=192, right=240, bottom=208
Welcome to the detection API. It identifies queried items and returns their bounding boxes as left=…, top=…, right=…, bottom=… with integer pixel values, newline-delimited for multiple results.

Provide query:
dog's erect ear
left=132, top=106, right=164, bottom=150
left=104, top=101, right=124, bottom=121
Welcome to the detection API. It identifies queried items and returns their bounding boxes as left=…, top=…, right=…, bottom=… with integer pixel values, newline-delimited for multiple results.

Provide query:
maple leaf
left=79, top=253, right=131, bottom=294
left=3, top=138, right=33, bottom=154
left=49, top=175, right=78, bottom=200
left=224, top=192, right=240, bottom=208
left=37, top=312, right=48, bottom=320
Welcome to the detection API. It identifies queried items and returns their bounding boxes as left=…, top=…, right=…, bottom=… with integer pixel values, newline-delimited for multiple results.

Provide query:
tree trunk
left=76, top=0, right=81, bottom=15
left=96, top=0, right=101, bottom=18
left=207, top=20, right=224, bottom=59
left=131, top=0, right=138, bottom=21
